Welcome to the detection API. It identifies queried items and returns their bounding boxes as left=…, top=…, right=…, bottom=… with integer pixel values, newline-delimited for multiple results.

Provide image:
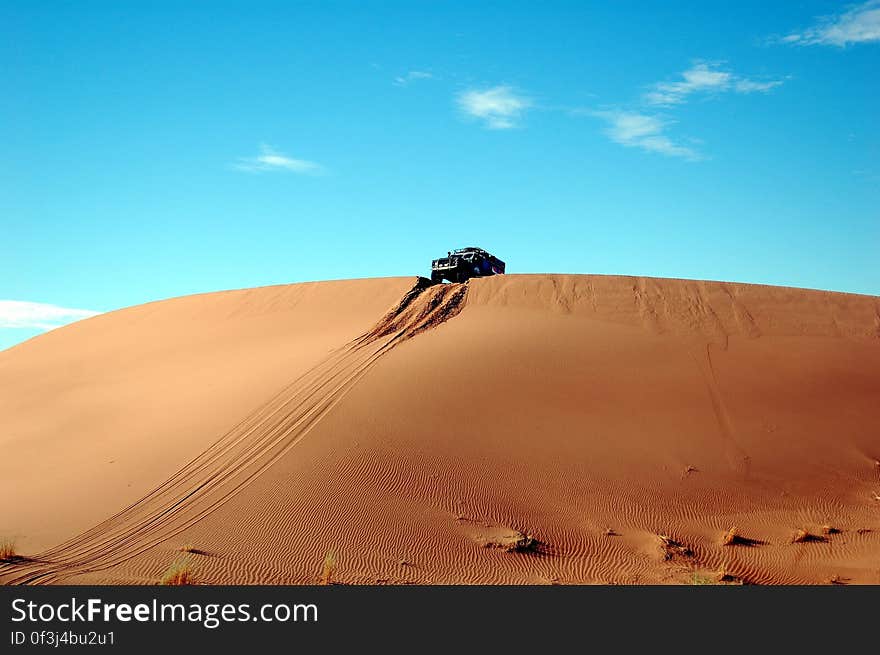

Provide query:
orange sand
left=1, top=274, right=878, bottom=585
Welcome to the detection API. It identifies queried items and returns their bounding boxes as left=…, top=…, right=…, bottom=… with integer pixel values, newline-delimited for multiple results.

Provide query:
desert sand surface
left=2, top=274, right=879, bottom=585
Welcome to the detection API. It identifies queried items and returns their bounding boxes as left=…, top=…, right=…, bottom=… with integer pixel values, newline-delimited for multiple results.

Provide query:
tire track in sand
left=1, top=278, right=467, bottom=585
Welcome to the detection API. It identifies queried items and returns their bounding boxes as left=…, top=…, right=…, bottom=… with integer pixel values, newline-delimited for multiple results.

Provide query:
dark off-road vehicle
left=430, top=247, right=506, bottom=284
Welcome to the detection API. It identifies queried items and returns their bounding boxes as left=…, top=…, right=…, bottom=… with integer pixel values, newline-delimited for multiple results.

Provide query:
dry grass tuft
left=689, top=572, right=717, bottom=585
left=791, top=528, right=825, bottom=544
left=821, top=525, right=841, bottom=536
left=508, top=533, right=540, bottom=553
left=720, top=527, right=765, bottom=547
left=691, top=567, right=744, bottom=586
left=658, top=535, right=693, bottom=560
left=722, top=526, right=740, bottom=546
left=791, top=529, right=810, bottom=543
left=319, top=551, right=336, bottom=585
left=0, top=537, right=15, bottom=561
left=481, top=530, right=542, bottom=554
left=160, top=556, right=195, bottom=585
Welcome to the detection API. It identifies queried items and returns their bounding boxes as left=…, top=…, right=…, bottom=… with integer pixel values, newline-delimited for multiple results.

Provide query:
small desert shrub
left=509, top=533, right=540, bottom=553
left=722, top=526, right=739, bottom=546
left=691, top=569, right=743, bottom=586
left=821, top=525, right=840, bottom=536
left=319, top=551, right=336, bottom=585
left=160, top=556, right=195, bottom=585
left=482, top=530, right=542, bottom=553
left=658, top=535, right=693, bottom=560
left=690, top=572, right=720, bottom=585
left=791, top=528, right=825, bottom=544
left=0, top=538, right=15, bottom=561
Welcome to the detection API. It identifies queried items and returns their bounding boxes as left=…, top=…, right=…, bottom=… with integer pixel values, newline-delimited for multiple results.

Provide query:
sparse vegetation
left=0, top=537, right=15, bottom=561
left=483, top=530, right=541, bottom=553
left=690, top=572, right=720, bottom=585
left=508, top=532, right=539, bottom=553
left=319, top=551, right=336, bottom=585
left=160, top=556, right=195, bottom=585
left=722, top=526, right=740, bottom=546
left=719, top=526, right=764, bottom=547
left=791, top=528, right=825, bottom=544
left=658, top=534, right=693, bottom=560
left=690, top=568, right=744, bottom=586
left=821, top=525, right=840, bottom=536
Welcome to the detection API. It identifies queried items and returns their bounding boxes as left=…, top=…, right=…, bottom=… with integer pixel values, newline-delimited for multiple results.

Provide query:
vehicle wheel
left=430, top=272, right=442, bottom=284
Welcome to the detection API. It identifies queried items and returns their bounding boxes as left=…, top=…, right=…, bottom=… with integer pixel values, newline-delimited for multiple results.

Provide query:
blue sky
left=1, top=1, right=878, bottom=350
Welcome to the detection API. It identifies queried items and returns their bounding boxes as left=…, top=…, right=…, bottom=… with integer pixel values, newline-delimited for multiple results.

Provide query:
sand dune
left=2, top=274, right=879, bottom=585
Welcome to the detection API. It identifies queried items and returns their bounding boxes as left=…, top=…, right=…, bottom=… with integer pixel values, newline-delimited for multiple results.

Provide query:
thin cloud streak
left=394, top=70, right=434, bottom=86
left=0, top=300, right=101, bottom=331
left=234, top=144, right=323, bottom=174
left=644, top=62, right=784, bottom=106
left=592, top=110, right=700, bottom=160
left=783, top=1, right=880, bottom=46
left=734, top=79, right=784, bottom=93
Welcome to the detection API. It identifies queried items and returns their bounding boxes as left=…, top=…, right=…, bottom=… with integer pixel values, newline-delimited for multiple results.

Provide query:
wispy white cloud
left=394, top=70, right=434, bottom=86
left=644, top=63, right=732, bottom=106
left=234, top=144, right=323, bottom=174
left=734, top=79, right=785, bottom=93
left=0, top=301, right=100, bottom=331
left=645, top=62, right=784, bottom=106
left=783, top=1, right=880, bottom=46
left=592, top=110, right=700, bottom=160
left=457, top=85, right=532, bottom=129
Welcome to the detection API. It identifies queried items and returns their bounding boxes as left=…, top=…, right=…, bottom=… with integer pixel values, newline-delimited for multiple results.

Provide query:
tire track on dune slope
left=690, top=343, right=751, bottom=475
left=1, top=278, right=467, bottom=585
